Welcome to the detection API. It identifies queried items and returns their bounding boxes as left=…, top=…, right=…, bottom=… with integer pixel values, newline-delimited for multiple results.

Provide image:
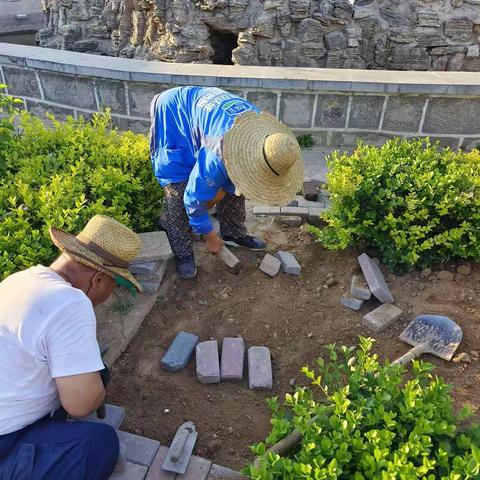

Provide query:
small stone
left=276, top=251, right=301, bottom=275
left=289, top=378, right=296, bottom=386
left=207, top=439, right=223, bottom=455
left=437, top=270, right=454, bottom=281
left=196, top=340, right=220, bottom=384
left=248, top=346, right=273, bottom=390
left=325, top=277, right=337, bottom=287
left=351, top=274, right=371, bottom=300
left=456, top=264, right=471, bottom=276
left=163, top=408, right=170, bottom=414
left=160, top=331, right=199, bottom=372
left=259, top=254, right=281, bottom=277
left=470, top=350, right=479, bottom=359
left=307, top=332, right=313, bottom=338
left=341, top=296, right=364, bottom=311
left=420, top=268, right=432, bottom=280
left=227, top=427, right=234, bottom=434
left=358, top=253, right=394, bottom=303
left=363, top=304, right=403, bottom=333
left=326, top=273, right=334, bottom=279
left=460, top=292, right=467, bottom=301
left=452, top=352, right=472, bottom=364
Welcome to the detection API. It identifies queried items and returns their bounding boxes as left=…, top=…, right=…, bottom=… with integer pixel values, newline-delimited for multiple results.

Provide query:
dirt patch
left=108, top=221, right=480, bottom=471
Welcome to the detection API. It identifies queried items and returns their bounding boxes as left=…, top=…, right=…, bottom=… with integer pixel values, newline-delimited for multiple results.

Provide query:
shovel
left=162, top=421, right=198, bottom=474
left=392, top=315, right=462, bottom=366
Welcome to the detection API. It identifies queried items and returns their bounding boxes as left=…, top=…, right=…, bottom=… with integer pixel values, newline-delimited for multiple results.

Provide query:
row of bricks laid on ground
left=160, top=333, right=273, bottom=389
left=260, top=252, right=301, bottom=277
left=252, top=205, right=327, bottom=221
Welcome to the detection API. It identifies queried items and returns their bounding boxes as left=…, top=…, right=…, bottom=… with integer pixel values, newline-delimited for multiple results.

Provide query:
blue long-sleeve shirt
left=149, top=87, right=260, bottom=234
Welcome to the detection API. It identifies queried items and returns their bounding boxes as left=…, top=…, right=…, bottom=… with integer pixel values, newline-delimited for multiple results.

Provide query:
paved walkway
left=80, top=404, right=244, bottom=479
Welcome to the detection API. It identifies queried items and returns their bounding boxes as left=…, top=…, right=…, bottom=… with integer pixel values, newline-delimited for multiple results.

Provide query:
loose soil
left=108, top=219, right=480, bottom=471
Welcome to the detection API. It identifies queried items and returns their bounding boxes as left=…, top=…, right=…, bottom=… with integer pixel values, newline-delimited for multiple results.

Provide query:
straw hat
left=49, top=214, right=142, bottom=292
left=223, top=111, right=303, bottom=205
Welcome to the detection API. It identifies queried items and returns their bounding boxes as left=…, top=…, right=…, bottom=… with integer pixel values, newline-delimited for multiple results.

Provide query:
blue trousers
left=0, top=417, right=119, bottom=480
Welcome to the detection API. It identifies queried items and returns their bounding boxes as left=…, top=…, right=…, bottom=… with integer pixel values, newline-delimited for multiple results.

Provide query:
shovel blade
left=399, top=315, right=462, bottom=361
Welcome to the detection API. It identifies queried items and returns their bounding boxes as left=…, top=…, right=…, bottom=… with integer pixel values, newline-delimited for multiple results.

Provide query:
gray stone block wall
left=2, top=46, right=480, bottom=153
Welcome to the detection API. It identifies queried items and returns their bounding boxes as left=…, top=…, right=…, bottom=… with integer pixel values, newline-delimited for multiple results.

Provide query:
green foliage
left=297, top=134, right=315, bottom=149
left=0, top=85, right=23, bottom=175
left=307, top=139, right=480, bottom=273
left=245, top=337, right=480, bottom=479
left=0, top=93, right=162, bottom=279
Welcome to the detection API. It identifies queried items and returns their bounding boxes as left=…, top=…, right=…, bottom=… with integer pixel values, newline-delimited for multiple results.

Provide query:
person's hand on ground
left=204, top=231, right=224, bottom=255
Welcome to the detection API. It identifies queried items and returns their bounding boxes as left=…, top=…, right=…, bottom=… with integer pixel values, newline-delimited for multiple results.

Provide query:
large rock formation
left=38, top=0, right=480, bottom=70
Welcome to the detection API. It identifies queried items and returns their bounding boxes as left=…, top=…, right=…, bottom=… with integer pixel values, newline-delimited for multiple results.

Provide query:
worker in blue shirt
left=150, top=86, right=303, bottom=279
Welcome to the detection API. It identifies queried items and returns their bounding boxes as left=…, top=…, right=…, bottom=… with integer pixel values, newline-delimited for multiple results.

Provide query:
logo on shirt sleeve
left=204, top=176, right=215, bottom=187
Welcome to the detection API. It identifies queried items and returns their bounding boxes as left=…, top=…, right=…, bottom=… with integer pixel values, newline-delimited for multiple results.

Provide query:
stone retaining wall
left=2, top=43, right=480, bottom=150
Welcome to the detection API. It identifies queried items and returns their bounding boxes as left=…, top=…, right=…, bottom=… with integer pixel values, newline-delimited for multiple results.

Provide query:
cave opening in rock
left=209, top=29, right=237, bottom=65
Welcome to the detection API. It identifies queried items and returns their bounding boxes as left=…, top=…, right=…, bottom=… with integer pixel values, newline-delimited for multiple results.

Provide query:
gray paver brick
left=302, top=181, right=319, bottom=201
left=133, top=232, right=173, bottom=264
left=145, top=446, right=176, bottom=480
left=357, top=253, right=394, bottom=303
left=197, top=340, right=220, bottom=384
left=129, top=261, right=160, bottom=276
left=181, top=455, right=212, bottom=480
left=221, top=337, right=245, bottom=381
left=109, top=461, right=148, bottom=480
left=117, top=431, right=160, bottom=468
left=248, top=346, right=273, bottom=390
left=79, top=404, right=125, bottom=430
left=208, top=464, right=246, bottom=479
left=259, top=254, right=281, bottom=277
left=160, top=331, right=199, bottom=372
left=115, top=443, right=127, bottom=472
left=351, top=274, right=372, bottom=300
left=275, top=216, right=303, bottom=227
left=308, top=206, right=327, bottom=220
left=138, top=280, right=162, bottom=294
left=363, top=304, right=403, bottom=333
left=276, top=251, right=301, bottom=275
left=340, top=296, right=364, bottom=311
left=252, top=206, right=281, bottom=216
left=280, top=206, right=309, bottom=218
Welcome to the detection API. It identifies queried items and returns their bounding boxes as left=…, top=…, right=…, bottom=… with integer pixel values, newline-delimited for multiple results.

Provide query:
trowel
left=392, top=315, right=463, bottom=366
left=162, top=421, right=198, bottom=474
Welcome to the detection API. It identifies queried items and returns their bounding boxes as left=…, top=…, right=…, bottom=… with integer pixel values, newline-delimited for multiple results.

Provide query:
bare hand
left=204, top=232, right=224, bottom=255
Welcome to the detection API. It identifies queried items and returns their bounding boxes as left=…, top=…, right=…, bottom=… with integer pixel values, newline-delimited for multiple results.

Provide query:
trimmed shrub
left=0, top=89, right=162, bottom=279
left=245, top=337, right=480, bottom=479
left=308, top=139, right=480, bottom=273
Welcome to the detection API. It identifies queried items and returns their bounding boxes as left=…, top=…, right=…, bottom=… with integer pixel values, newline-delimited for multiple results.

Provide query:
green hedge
left=308, top=139, right=480, bottom=273
left=246, top=338, right=480, bottom=479
left=0, top=87, right=162, bottom=279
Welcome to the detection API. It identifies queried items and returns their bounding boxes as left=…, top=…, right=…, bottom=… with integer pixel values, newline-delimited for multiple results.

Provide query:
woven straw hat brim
left=50, top=227, right=142, bottom=292
left=223, top=111, right=304, bottom=206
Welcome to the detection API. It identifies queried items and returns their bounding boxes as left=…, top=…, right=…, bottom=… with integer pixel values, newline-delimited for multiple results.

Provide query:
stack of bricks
left=128, top=232, right=173, bottom=294
left=341, top=253, right=403, bottom=333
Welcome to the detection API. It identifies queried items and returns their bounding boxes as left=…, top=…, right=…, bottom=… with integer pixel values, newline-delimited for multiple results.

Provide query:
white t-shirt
left=0, top=265, right=104, bottom=435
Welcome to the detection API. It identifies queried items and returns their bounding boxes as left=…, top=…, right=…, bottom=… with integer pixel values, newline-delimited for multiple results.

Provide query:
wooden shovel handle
left=392, top=343, right=429, bottom=366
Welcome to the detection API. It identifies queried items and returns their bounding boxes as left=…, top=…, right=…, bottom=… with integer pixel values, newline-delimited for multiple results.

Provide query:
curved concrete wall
left=2, top=43, right=480, bottom=151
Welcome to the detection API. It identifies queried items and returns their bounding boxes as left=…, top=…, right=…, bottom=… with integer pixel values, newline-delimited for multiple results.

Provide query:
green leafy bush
left=307, top=139, right=480, bottom=273
left=0, top=85, right=23, bottom=174
left=0, top=91, right=162, bottom=279
left=246, top=337, right=480, bottom=479
left=297, top=134, right=315, bottom=149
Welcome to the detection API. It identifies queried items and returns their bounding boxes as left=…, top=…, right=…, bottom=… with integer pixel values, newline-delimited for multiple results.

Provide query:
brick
left=275, top=216, right=303, bottom=227
left=117, top=431, right=160, bottom=467
left=129, top=261, right=160, bottom=276
left=348, top=95, right=384, bottom=130
left=252, top=206, right=281, bottom=216
left=135, top=259, right=169, bottom=283
left=382, top=96, right=425, bottom=133
left=110, top=461, right=148, bottom=479
left=145, top=446, right=176, bottom=480
left=308, top=206, right=327, bottom=220
left=3, top=67, right=41, bottom=98
left=351, top=274, right=371, bottom=300
left=25, top=100, right=75, bottom=123
left=208, top=464, right=245, bottom=479
left=276, top=251, right=301, bottom=275
left=279, top=93, right=315, bottom=128
left=221, top=337, right=245, bottom=381
left=357, top=253, right=394, bottom=303
left=314, top=94, right=349, bottom=128
left=196, top=340, right=220, bottom=384
left=138, top=280, right=162, bottom=294
left=302, top=181, right=318, bottom=201
left=160, top=331, right=199, bottom=372
left=115, top=442, right=127, bottom=472
left=79, top=404, right=125, bottom=429
left=133, top=232, right=172, bottom=264
left=340, top=296, right=364, bottom=311
left=247, top=91, right=277, bottom=115
left=96, top=79, right=127, bottom=114
left=259, top=254, right=281, bottom=277
left=280, top=206, right=309, bottom=218
left=248, top=346, right=273, bottom=390
left=181, top=455, right=212, bottom=480
left=218, top=246, right=240, bottom=268
left=363, top=304, right=403, bottom=333
left=423, top=98, right=480, bottom=135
